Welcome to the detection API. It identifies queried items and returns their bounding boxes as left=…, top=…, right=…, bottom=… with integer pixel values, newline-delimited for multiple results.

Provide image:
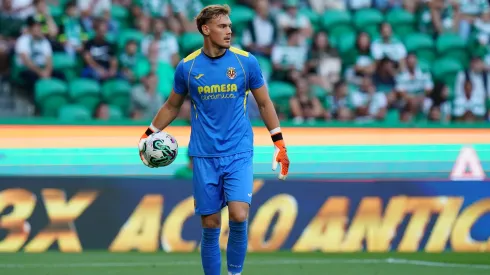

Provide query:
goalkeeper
left=138, top=4, right=289, bottom=275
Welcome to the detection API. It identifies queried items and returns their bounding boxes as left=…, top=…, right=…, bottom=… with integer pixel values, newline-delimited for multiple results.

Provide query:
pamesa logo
left=198, top=84, right=238, bottom=100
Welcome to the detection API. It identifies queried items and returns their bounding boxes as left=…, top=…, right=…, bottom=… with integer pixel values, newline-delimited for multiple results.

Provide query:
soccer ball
left=143, top=131, right=179, bottom=167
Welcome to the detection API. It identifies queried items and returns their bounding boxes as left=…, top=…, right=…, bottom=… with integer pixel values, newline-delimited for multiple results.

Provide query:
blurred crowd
left=1, top=0, right=490, bottom=124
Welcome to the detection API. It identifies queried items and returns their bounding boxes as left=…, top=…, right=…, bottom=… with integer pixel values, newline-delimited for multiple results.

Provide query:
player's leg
left=193, top=156, right=226, bottom=275
left=222, top=151, right=254, bottom=275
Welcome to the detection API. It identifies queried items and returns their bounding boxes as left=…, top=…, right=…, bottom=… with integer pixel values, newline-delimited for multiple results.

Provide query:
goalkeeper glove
left=138, top=124, right=160, bottom=168
left=271, top=128, right=289, bottom=180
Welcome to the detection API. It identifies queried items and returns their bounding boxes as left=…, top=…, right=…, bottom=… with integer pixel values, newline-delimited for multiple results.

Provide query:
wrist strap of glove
left=270, top=127, right=285, bottom=147
left=143, top=123, right=161, bottom=138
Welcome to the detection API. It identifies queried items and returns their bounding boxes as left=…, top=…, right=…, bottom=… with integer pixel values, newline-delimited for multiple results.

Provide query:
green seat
left=179, top=32, right=204, bottom=57
left=68, top=78, right=101, bottom=112
left=268, top=81, right=295, bottom=116
left=431, top=58, right=463, bottom=87
left=300, top=8, right=320, bottom=32
left=156, top=62, right=175, bottom=98
left=34, top=78, right=69, bottom=117
left=229, top=5, right=254, bottom=36
left=385, top=9, right=415, bottom=38
left=118, top=29, right=145, bottom=50
left=404, top=33, right=436, bottom=63
left=107, top=105, right=124, bottom=120
left=52, top=52, right=77, bottom=80
left=101, top=79, right=132, bottom=115
left=111, top=4, right=129, bottom=28
left=336, top=31, right=357, bottom=67
left=256, top=55, right=272, bottom=81
left=322, top=10, right=354, bottom=42
left=58, top=104, right=92, bottom=121
left=353, top=9, right=384, bottom=38
left=311, top=84, right=328, bottom=101
left=48, top=4, right=63, bottom=24
left=436, top=33, right=469, bottom=67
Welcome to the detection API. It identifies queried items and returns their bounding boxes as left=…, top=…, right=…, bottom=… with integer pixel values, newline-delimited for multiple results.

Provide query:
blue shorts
left=192, top=151, right=254, bottom=215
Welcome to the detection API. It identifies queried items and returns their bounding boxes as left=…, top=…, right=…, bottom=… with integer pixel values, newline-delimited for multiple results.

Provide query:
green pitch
left=1, top=252, right=489, bottom=275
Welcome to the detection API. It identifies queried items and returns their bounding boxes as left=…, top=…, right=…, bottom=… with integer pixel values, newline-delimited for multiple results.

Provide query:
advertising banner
left=0, top=177, right=489, bottom=253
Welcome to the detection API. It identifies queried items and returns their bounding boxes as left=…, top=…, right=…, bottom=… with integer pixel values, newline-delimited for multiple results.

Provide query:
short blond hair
left=195, top=4, right=231, bottom=35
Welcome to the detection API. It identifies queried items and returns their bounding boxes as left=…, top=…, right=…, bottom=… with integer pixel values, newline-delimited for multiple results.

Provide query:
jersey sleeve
left=173, top=59, right=187, bottom=95
left=248, top=54, right=265, bottom=90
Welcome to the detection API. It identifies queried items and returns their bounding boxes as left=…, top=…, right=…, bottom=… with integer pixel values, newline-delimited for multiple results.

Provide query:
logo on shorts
left=248, top=193, right=252, bottom=197
left=226, top=67, right=236, bottom=79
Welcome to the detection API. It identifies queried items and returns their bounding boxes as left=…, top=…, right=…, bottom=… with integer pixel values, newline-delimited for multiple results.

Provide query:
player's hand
left=138, top=125, right=158, bottom=168
left=271, top=131, right=289, bottom=180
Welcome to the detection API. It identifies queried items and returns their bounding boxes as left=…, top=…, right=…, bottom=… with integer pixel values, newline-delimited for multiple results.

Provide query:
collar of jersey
left=201, top=48, right=228, bottom=60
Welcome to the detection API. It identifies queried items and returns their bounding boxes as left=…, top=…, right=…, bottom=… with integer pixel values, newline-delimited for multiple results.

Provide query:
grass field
left=1, top=252, right=490, bottom=275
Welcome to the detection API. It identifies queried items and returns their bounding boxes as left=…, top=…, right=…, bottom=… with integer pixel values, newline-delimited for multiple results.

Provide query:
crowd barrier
left=0, top=177, right=489, bottom=253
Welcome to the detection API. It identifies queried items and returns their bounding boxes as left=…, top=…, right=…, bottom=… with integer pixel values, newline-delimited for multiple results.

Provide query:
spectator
left=458, top=0, right=489, bottom=41
left=81, top=19, right=119, bottom=81
left=327, top=80, right=353, bottom=121
left=395, top=53, right=434, bottom=121
left=418, top=0, right=460, bottom=37
left=93, top=101, right=110, bottom=120
left=241, top=0, right=277, bottom=57
left=141, top=16, right=179, bottom=67
left=351, top=76, right=388, bottom=121
left=423, top=81, right=451, bottom=122
left=373, top=57, right=396, bottom=94
left=371, top=22, right=407, bottom=65
left=345, top=32, right=376, bottom=86
left=276, top=0, right=312, bottom=44
left=4, top=0, right=35, bottom=19
left=133, top=0, right=171, bottom=18
left=347, top=0, right=372, bottom=11
left=289, top=78, right=326, bottom=124
left=57, top=0, right=89, bottom=59
left=135, top=14, right=151, bottom=35
left=170, top=0, right=203, bottom=34
left=78, top=0, right=118, bottom=35
left=306, top=31, right=341, bottom=92
left=0, top=0, right=25, bottom=75
left=374, top=0, right=403, bottom=11
left=131, top=72, right=164, bottom=120
left=309, top=0, right=346, bottom=13
left=453, top=77, right=487, bottom=122
left=455, top=56, right=487, bottom=98
left=271, top=27, right=307, bottom=84
left=15, top=15, right=65, bottom=98
left=32, top=0, right=58, bottom=42
left=119, top=39, right=140, bottom=83
left=474, top=10, right=490, bottom=44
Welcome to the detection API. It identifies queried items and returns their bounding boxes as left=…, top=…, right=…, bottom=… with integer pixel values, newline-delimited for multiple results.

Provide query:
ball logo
left=226, top=67, right=236, bottom=79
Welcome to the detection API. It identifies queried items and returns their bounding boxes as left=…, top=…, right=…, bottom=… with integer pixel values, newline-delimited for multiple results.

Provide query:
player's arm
left=138, top=59, right=188, bottom=167
left=251, top=84, right=290, bottom=180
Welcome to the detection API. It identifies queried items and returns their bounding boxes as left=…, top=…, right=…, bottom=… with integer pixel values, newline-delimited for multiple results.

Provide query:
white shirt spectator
left=2, top=0, right=35, bottom=19
left=453, top=92, right=486, bottom=117
left=276, top=11, right=311, bottom=43
left=78, top=0, right=111, bottom=17
left=454, top=71, right=488, bottom=98
left=242, top=16, right=275, bottom=48
left=371, top=37, right=407, bottom=62
left=395, top=67, right=434, bottom=94
left=309, top=0, right=346, bottom=13
left=459, top=0, right=489, bottom=15
left=271, top=44, right=307, bottom=71
left=351, top=90, right=388, bottom=116
left=15, top=34, right=52, bottom=67
left=348, top=0, right=372, bottom=10
left=171, top=0, right=202, bottom=19
left=141, top=32, right=179, bottom=65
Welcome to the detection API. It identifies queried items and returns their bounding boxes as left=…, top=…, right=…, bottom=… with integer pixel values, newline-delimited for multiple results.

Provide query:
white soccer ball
left=143, top=131, right=179, bottom=167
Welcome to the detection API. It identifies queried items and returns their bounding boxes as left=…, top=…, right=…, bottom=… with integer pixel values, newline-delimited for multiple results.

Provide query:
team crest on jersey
left=226, top=67, right=236, bottom=79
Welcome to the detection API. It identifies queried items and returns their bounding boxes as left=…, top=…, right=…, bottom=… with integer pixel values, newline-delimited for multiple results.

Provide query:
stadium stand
left=0, top=0, right=489, bottom=125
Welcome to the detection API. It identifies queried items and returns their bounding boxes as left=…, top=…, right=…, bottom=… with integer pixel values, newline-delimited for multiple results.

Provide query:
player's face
left=207, top=15, right=232, bottom=49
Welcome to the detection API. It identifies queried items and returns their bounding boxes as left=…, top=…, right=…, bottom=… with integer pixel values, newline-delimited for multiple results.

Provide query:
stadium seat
left=336, top=31, right=357, bottom=67
left=179, top=32, right=204, bottom=57
left=156, top=62, right=175, bottom=98
left=58, top=104, right=92, bottom=121
left=353, top=9, right=384, bottom=38
left=202, top=0, right=235, bottom=5
left=300, top=8, right=320, bottom=32
left=111, top=4, right=129, bottom=29
left=256, top=55, right=272, bottom=81
left=385, top=9, right=415, bottom=38
left=431, top=58, right=463, bottom=88
left=267, top=81, right=296, bottom=116
left=101, top=79, right=132, bottom=115
left=322, top=10, right=354, bottom=43
left=52, top=52, right=77, bottom=80
left=34, top=78, right=69, bottom=117
left=436, top=33, right=469, bottom=67
left=117, top=29, right=145, bottom=50
left=404, top=33, right=436, bottom=63
left=229, top=5, right=255, bottom=36
left=68, top=78, right=101, bottom=113
left=311, top=84, right=328, bottom=101
left=107, top=104, right=124, bottom=120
